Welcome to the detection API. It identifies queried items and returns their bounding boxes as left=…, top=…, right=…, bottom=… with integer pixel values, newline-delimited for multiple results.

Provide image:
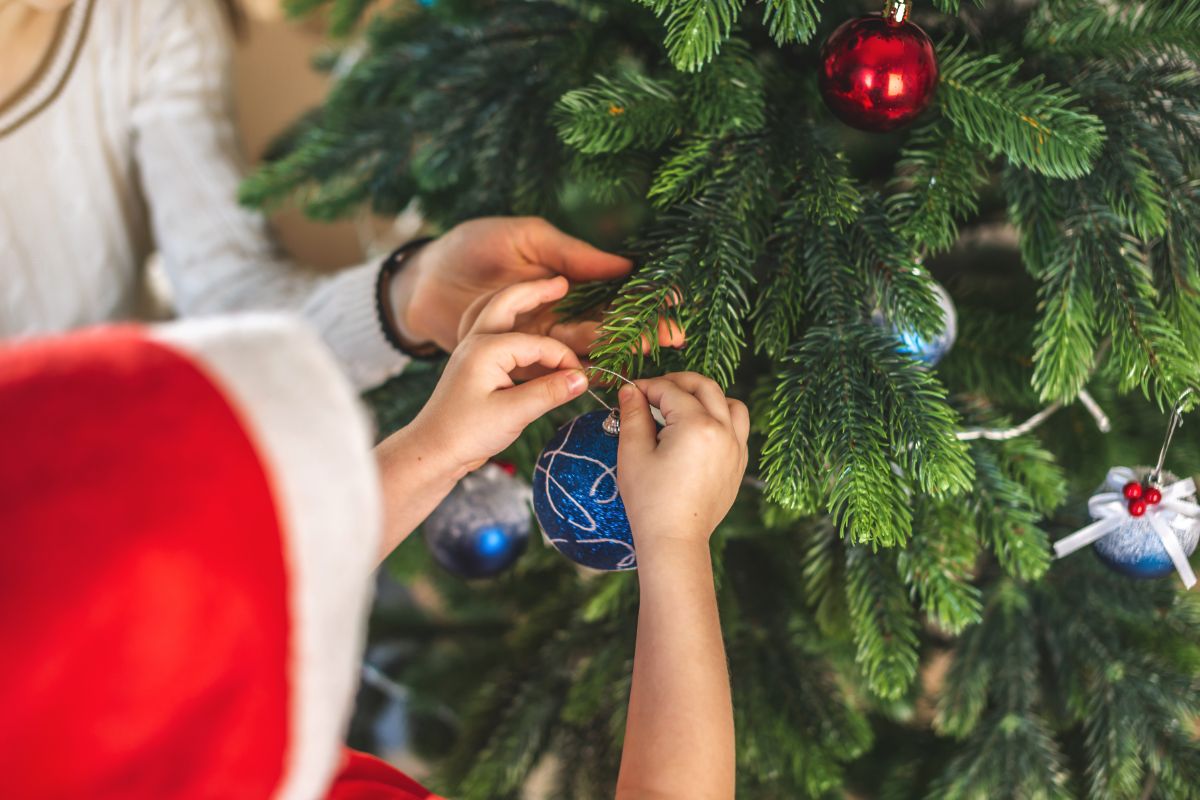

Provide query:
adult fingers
left=633, top=377, right=706, bottom=425
left=636, top=315, right=687, bottom=354
left=516, top=217, right=633, bottom=281
left=655, top=315, right=687, bottom=349
left=468, top=276, right=570, bottom=337
left=544, top=317, right=681, bottom=357
left=617, top=384, right=657, bottom=464
left=655, top=372, right=731, bottom=424
left=546, top=318, right=603, bottom=356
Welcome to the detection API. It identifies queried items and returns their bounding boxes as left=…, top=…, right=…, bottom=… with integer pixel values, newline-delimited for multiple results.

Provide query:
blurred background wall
left=231, top=1, right=365, bottom=269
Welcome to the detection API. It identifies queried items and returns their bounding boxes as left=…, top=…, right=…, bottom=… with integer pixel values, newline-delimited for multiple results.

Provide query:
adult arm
left=130, top=0, right=410, bottom=389
left=128, top=2, right=650, bottom=390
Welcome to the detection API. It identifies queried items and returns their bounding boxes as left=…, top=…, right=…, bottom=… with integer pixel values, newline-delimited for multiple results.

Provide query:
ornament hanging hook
left=884, top=0, right=911, bottom=24
left=583, top=365, right=639, bottom=436
left=1149, top=387, right=1195, bottom=486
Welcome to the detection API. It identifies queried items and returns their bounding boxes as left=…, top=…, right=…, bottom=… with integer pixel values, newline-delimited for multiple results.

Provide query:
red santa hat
left=0, top=315, right=442, bottom=799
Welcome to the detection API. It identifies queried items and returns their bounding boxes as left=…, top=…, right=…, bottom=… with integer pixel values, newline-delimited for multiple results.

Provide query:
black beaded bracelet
left=375, top=237, right=442, bottom=361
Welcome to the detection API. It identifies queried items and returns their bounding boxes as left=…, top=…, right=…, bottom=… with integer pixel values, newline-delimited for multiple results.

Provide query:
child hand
left=616, top=373, right=749, bottom=548
left=407, top=277, right=590, bottom=478
left=614, top=373, right=744, bottom=799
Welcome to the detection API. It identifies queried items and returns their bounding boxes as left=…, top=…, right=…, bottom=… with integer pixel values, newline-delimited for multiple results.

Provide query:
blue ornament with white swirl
left=872, top=281, right=957, bottom=366
left=423, top=463, right=531, bottom=579
left=533, top=409, right=637, bottom=571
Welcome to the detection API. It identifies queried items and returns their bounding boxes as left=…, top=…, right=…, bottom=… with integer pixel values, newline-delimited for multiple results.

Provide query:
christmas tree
left=241, top=0, right=1200, bottom=796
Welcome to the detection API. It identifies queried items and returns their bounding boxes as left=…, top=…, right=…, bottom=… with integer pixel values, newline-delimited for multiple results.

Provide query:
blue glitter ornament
left=423, top=463, right=531, bottom=579
left=533, top=409, right=637, bottom=571
left=873, top=281, right=957, bottom=366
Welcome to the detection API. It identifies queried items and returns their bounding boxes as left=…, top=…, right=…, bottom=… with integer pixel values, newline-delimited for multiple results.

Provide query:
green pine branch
left=1028, top=0, right=1200, bottom=63
left=1074, top=207, right=1197, bottom=407
left=937, top=43, right=1106, bottom=180
left=554, top=70, right=681, bottom=154
left=763, top=324, right=968, bottom=546
left=684, top=39, right=767, bottom=134
left=938, top=309, right=1039, bottom=407
left=930, top=583, right=1071, bottom=799
left=590, top=237, right=688, bottom=378
left=787, top=132, right=863, bottom=228
left=844, top=547, right=921, bottom=700
left=761, top=0, right=821, bottom=46
left=1030, top=231, right=1099, bottom=405
left=850, top=196, right=945, bottom=340
left=645, top=0, right=746, bottom=73
left=966, top=437, right=1059, bottom=581
left=927, top=710, right=1073, bottom=800
left=649, top=134, right=725, bottom=208
left=1003, top=166, right=1068, bottom=280
left=888, top=120, right=991, bottom=256
left=751, top=245, right=806, bottom=361
left=898, top=503, right=982, bottom=634
left=723, top=536, right=872, bottom=794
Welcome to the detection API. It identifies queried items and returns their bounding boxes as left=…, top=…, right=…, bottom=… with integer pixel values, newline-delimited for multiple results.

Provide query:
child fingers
left=727, top=399, right=750, bottom=444
left=633, top=377, right=706, bottom=424
left=653, top=372, right=731, bottom=425
left=473, top=332, right=583, bottom=377
left=499, top=369, right=589, bottom=423
left=468, top=277, right=570, bottom=336
left=617, top=385, right=657, bottom=461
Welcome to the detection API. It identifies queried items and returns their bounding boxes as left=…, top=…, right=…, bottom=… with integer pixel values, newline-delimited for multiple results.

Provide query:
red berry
left=493, top=460, right=517, bottom=476
left=1123, top=481, right=1142, bottom=500
left=1128, top=499, right=1147, bottom=517
left=1144, top=487, right=1163, bottom=505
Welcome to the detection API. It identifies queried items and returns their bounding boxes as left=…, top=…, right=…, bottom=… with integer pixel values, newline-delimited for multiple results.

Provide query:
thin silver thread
left=582, top=365, right=639, bottom=412
left=1150, top=387, right=1194, bottom=485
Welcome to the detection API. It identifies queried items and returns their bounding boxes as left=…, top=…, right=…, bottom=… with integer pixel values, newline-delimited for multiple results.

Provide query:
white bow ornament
left=1052, top=467, right=1200, bottom=589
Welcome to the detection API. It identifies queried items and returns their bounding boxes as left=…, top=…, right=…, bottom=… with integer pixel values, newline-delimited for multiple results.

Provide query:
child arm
left=374, top=278, right=590, bottom=560
left=614, top=375, right=749, bottom=800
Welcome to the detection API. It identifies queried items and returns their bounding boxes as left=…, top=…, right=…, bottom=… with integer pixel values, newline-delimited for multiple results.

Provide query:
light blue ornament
left=1091, top=468, right=1199, bottom=580
left=1054, top=466, right=1200, bottom=585
left=533, top=410, right=637, bottom=571
left=874, top=281, right=957, bottom=366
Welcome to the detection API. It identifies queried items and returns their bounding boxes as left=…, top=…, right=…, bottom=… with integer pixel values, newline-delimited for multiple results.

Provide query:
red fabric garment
left=0, top=327, right=290, bottom=798
left=328, top=750, right=444, bottom=800
left=0, top=321, right=436, bottom=799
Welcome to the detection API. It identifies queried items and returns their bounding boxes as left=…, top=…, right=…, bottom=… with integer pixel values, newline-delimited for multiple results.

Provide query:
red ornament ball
left=1122, top=480, right=1143, bottom=500
left=818, top=9, right=938, bottom=132
left=1144, top=486, right=1163, bottom=505
left=1128, top=499, right=1147, bottom=517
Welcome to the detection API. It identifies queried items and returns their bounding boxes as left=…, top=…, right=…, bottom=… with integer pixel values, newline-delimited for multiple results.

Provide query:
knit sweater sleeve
left=128, top=0, right=409, bottom=390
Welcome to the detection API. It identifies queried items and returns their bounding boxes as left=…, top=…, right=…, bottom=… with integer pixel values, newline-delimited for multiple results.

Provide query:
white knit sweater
left=0, top=0, right=409, bottom=389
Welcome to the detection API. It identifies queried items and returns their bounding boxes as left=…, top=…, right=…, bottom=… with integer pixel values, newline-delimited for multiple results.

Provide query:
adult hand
left=388, top=216, right=685, bottom=357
